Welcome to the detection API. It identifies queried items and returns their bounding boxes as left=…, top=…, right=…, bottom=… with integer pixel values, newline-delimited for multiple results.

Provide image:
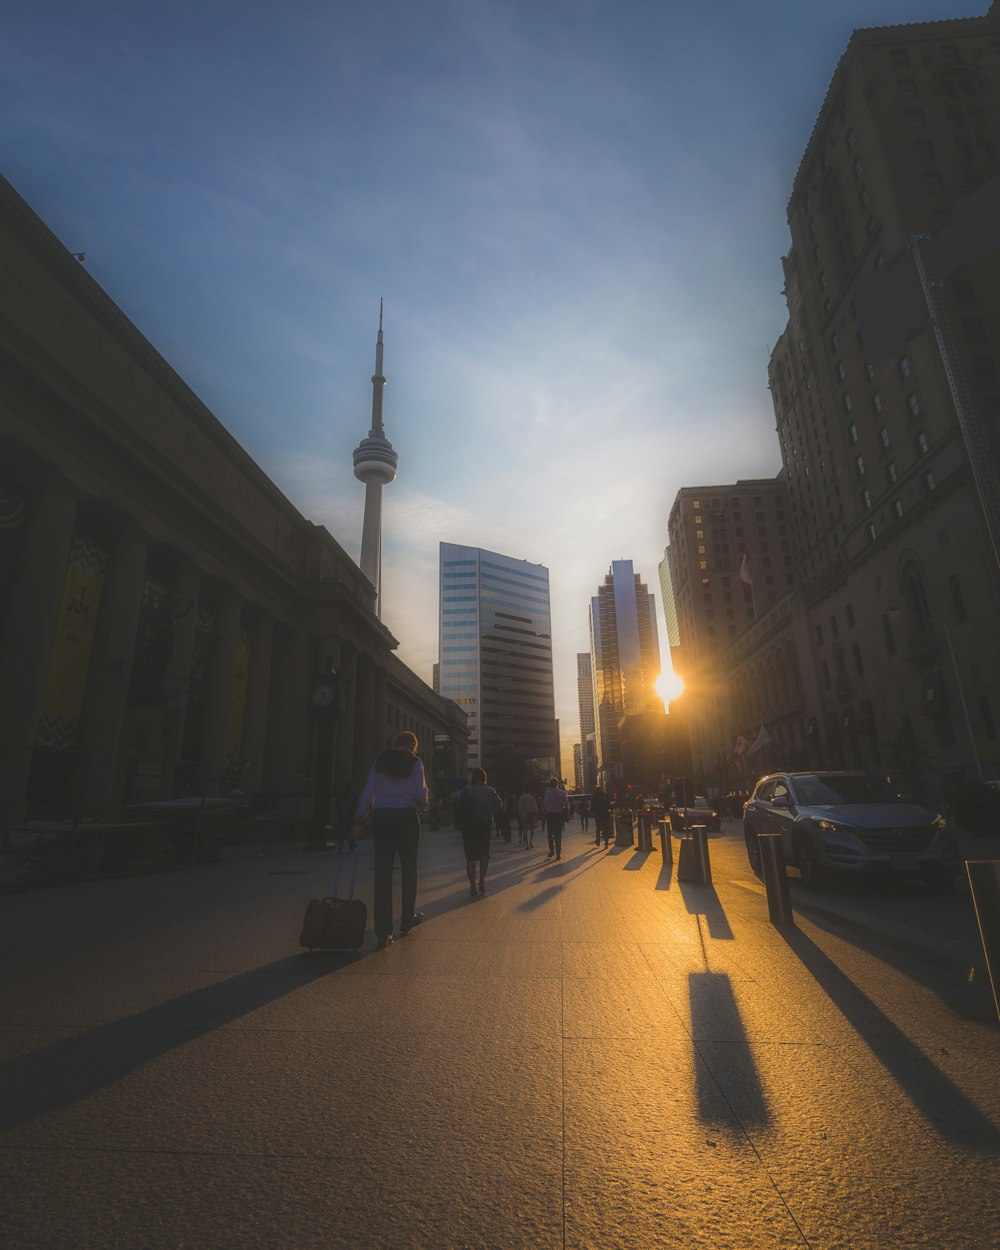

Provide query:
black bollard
left=758, top=833, right=794, bottom=927
left=966, top=859, right=1000, bottom=1022
left=691, top=824, right=711, bottom=885
left=658, top=818, right=673, bottom=866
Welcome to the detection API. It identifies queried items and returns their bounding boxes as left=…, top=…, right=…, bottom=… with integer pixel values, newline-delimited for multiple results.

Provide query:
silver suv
left=743, top=771, right=959, bottom=891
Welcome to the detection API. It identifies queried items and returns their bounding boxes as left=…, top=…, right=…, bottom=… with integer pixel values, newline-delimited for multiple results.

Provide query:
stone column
left=353, top=654, right=375, bottom=776
left=241, top=608, right=274, bottom=794
left=372, top=664, right=388, bottom=759
left=160, top=560, right=200, bottom=794
left=200, top=589, right=242, bottom=793
left=79, top=520, right=148, bottom=817
left=0, top=476, right=78, bottom=820
left=334, top=642, right=358, bottom=789
left=265, top=624, right=308, bottom=784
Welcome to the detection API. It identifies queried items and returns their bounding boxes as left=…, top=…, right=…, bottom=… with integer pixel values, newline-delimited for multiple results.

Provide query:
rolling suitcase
left=299, top=841, right=367, bottom=951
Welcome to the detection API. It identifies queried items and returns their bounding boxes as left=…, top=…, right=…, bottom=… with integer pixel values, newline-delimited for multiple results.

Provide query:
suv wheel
left=744, top=825, right=762, bottom=877
left=794, top=837, right=830, bottom=891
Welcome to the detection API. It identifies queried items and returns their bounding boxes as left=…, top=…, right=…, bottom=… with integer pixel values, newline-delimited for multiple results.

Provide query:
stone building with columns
left=0, top=175, right=466, bottom=828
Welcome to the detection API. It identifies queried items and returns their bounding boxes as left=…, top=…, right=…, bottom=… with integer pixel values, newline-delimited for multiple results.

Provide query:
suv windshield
left=791, top=774, right=897, bottom=806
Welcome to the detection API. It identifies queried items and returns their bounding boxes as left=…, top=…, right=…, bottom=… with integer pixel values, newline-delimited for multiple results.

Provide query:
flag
left=739, top=547, right=753, bottom=595
left=733, top=728, right=751, bottom=759
left=746, top=724, right=773, bottom=758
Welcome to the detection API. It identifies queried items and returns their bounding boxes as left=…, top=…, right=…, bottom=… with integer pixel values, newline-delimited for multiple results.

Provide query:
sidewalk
left=1, top=820, right=998, bottom=1249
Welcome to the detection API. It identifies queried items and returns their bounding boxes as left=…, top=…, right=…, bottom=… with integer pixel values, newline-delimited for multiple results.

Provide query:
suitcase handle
left=331, top=838, right=362, bottom=901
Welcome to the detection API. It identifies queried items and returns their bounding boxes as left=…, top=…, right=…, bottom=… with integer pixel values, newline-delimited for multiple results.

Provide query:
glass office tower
left=438, top=542, right=557, bottom=777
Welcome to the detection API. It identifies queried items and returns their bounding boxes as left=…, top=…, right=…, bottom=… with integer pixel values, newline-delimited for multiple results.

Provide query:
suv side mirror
left=772, top=793, right=791, bottom=808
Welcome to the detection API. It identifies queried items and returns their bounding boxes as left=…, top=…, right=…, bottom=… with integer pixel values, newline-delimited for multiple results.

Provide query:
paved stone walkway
left=1, top=821, right=998, bottom=1248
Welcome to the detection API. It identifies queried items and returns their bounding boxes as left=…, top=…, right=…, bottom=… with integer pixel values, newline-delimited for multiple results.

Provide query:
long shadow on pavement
left=689, top=970, right=771, bottom=1126
left=778, top=926, right=1000, bottom=1150
left=679, top=881, right=735, bottom=940
left=0, top=952, right=350, bottom=1135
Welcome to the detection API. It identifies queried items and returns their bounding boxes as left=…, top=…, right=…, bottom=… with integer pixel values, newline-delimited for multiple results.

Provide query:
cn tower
left=352, top=301, right=398, bottom=617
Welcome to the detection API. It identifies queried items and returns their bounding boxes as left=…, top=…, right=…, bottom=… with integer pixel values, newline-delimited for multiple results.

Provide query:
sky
left=2, top=0, right=977, bottom=775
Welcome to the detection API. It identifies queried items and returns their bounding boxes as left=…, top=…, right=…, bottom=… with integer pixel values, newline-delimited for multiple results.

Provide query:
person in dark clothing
left=590, top=784, right=612, bottom=848
left=351, top=731, right=428, bottom=949
left=540, top=776, right=570, bottom=859
left=456, top=767, right=502, bottom=896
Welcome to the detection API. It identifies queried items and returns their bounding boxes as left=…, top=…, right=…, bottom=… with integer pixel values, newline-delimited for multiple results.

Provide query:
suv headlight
left=931, top=815, right=948, bottom=831
left=814, top=818, right=855, bottom=833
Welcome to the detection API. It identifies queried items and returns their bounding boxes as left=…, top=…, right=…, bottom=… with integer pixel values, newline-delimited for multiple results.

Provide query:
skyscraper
left=576, top=652, right=597, bottom=793
left=589, top=560, right=661, bottom=784
left=438, top=543, right=557, bottom=778
left=352, top=302, right=397, bottom=617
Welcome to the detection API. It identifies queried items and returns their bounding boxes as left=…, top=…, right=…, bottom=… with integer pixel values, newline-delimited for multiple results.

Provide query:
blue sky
left=2, top=0, right=976, bottom=771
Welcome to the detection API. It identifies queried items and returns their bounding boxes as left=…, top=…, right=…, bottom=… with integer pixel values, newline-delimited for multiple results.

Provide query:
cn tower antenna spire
left=353, top=302, right=398, bottom=617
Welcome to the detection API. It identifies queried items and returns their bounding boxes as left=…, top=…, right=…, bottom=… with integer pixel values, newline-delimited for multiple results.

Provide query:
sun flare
left=655, top=670, right=685, bottom=709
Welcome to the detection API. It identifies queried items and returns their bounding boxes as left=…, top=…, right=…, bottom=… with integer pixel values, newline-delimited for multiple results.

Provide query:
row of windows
left=480, top=559, right=549, bottom=587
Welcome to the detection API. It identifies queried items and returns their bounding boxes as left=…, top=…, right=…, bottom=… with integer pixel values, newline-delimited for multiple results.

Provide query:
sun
left=655, top=670, right=685, bottom=709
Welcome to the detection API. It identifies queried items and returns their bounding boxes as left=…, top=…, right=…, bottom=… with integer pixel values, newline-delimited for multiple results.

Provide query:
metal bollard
left=658, top=818, right=673, bottom=866
left=636, top=813, right=650, bottom=852
left=691, top=825, right=712, bottom=885
left=966, top=860, right=1000, bottom=1022
left=615, top=812, right=634, bottom=848
left=758, top=833, right=794, bottom=927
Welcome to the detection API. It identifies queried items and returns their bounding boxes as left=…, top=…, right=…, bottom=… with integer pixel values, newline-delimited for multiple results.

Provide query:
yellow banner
left=36, top=537, right=108, bottom=748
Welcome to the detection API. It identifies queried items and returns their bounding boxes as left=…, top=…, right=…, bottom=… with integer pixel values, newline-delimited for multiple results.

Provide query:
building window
left=917, top=430, right=929, bottom=454
left=923, top=171, right=944, bottom=192
left=868, top=522, right=877, bottom=542
left=880, top=427, right=891, bottom=448
left=815, top=623, right=824, bottom=645
left=843, top=392, right=853, bottom=411
left=939, top=46, right=959, bottom=63
left=822, top=661, right=831, bottom=689
left=898, top=79, right=918, bottom=99
left=852, top=643, right=865, bottom=676
left=845, top=603, right=855, bottom=627
left=949, top=574, right=969, bottom=623
left=894, top=498, right=904, bottom=518
left=831, top=331, right=840, bottom=351
left=906, top=109, right=926, bottom=129
left=858, top=187, right=870, bottom=210
left=914, top=139, right=934, bottom=160
left=907, top=393, right=921, bottom=418
left=837, top=360, right=846, bottom=380
left=846, top=127, right=856, bottom=149
left=899, top=355, right=911, bottom=379
left=976, top=694, right=996, bottom=740
left=890, top=50, right=909, bottom=68
left=856, top=455, right=865, bottom=476
left=852, top=156, right=863, bottom=179
left=830, top=614, right=839, bottom=639
left=862, top=488, right=871, bottom=510
left=924, top=471, right=936, bottom=493
left=873, top=392, right=882, bottom=414
left=849, top=423, right=859, bottom=442
left=887, top=462, right=897, bottom=483
left=883, top=613, right=897, bottom=656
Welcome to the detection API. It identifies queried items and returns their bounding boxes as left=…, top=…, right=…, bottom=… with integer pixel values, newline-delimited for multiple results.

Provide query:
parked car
left=669, top=795, right=721, bottom=832
left=743, top=771, right=959, bottom=891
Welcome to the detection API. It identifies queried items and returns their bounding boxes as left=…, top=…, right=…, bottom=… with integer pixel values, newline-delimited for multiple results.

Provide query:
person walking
left=590, top=784, right=612, bottom=848
left=541, top=776, right=570, bottom=860
left=578, top=796, right=590, bottom=832
left=351, top=731, right=428, bottom=949
left=516, top=785, right=538, bottom=849
left=455, top=767, right=502, bottom=896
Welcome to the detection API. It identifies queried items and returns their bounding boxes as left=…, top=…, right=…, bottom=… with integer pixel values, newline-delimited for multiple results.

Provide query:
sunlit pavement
left=1, top=820, right=998, bottom=1249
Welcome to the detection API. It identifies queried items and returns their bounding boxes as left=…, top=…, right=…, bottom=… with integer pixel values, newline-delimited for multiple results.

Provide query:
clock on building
left=309, top=671, right=341, bottom=716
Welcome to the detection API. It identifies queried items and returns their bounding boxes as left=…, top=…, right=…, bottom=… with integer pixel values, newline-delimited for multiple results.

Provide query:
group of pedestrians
left=348, top=733, right=612, bottom=950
